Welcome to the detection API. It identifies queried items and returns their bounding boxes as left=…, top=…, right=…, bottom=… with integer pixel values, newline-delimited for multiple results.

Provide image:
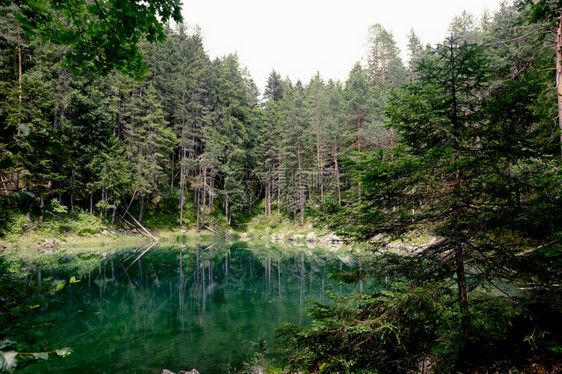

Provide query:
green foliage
left=278, top=281, right=452, bottom=373
left=4, top=0, right=183, bottom=78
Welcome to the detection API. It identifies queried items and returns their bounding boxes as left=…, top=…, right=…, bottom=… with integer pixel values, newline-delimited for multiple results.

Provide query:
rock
left=161, top=370, right=175, bottom=374
left=289, top=234, right=305, bottom=242
left=322, top=233, right=342, bottom=243
left=102, top=230, right=108, bottom=235
left=306, top=232, right=317, bottom=242
left=305, top=223, right=313, bottom=229
left=110, top=230, right=116, bottom=235
left=240, top=232, right=249, bottom=241
left=264, top=226, right=270, bottom=232
left=180, top=229, right=186, bottom=234
left=94, top=233, right=101, bottom=237
left=131, top=229, right=139, bottom=234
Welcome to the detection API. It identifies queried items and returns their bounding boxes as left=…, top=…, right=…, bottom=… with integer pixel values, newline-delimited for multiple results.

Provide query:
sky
left=181, top=0, right=503, bottom=92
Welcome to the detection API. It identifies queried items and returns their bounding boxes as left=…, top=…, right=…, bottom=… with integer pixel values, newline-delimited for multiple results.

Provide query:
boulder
left=306, top=232, right=317, bottom=242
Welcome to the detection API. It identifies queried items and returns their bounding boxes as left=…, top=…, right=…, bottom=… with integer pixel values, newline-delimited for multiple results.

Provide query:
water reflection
left=17, top=241, right=360, bottom=374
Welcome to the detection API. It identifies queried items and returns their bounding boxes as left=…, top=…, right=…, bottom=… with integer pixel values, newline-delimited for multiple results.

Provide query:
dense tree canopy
left=0, top=2, right=561, bottom=372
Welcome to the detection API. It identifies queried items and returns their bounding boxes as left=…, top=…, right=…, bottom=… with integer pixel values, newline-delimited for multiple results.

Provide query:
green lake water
left=11, top=240, right=359, bottom=373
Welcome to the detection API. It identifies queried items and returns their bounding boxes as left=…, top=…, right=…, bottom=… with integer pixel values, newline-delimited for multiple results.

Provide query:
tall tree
left=121, top=80, right=176, bottom=221
left=365, top=24, right=407, bottom=88
left=406, top=29, right=424, bottom=83
left=518, top=0, right=562, bottom=156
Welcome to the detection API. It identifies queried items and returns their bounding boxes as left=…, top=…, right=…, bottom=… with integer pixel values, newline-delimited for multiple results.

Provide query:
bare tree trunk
left=556, top=13, right=562, bottom=157
left=15, top=30, right=22, bottom=190
left=357, top=117, right=362, bottom=201
left=316, top=117, right=324, bottom=200
left=225, top=197, right=230, bottom=225
left=17, top=32, right=22, bottom=135
left=202, top=167, right=207, bottom=228
left=264, top=165, right=271, bottom=215
left=333, top=141, right=342, bottom=206
left=39, top=195, right=44, bottom=223
left=297, top=130, right=305, bottom=225
left=139, top=195, right=145, bottom=223
left=179, top=146, right=186, bottom=226
left=195, top=185, right=200, bottom=234
left=170, top=152, right=174, bottom=191
left=99, top=188, right=104, bottom=223
left=90, top=192, right=94, bottom=215
left=277, top=166, right=281, bottom=214
left=111, top=200, right=117, bottom=224
left=70, top=169, right=75, bottom=211
left=357, top=117, right=361, bottom=153
left=209, top=174, right=214, bottom=214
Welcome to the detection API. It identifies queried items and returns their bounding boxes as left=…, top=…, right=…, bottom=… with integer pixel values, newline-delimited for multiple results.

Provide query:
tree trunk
left=297, top=130, right=305, bottom=225
left=202, top=167, right=207, bottom=228
left=17, top=32, right=22, bottom=135
left=333, top=141, right=342, bottom=206
left=209, top=174, right=214, bottom=214
left=69, top=169, right=75, bottom=211
left=195, top=185, right=200, bottom=233
left=90, top=192, right=94, bottom=215
left=139, top=195, right=145, bottom=223
left=170, top=151, right=174, bottom=191
left=277, top=171, right=281, bottom=214
left=225, top=197, right=229, bottom=225
left=556, top=12, right=562, bottom=157
left=264, top=165, right=271, bottom=215
left=179, top=146, right=186, bottom=226
left=111, top=200, right=117, bottom=224
left=449, top=38, right=470, bottom=335
left=316, top=117, right=324, bottom=200
left=39, top=195, right=44, bottom=223
left=357, top=117, right=362, bottom=201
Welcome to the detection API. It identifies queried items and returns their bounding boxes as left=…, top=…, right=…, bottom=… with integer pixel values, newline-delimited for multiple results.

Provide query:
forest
left=0, top=0, right=561, bottom=372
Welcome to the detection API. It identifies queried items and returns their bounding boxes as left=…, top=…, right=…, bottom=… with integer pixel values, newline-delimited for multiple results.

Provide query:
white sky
left=181, top=0, right=503, bottom=92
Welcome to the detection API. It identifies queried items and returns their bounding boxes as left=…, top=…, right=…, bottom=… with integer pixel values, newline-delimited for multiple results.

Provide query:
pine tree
left=121, top=80, right=176, bottom=222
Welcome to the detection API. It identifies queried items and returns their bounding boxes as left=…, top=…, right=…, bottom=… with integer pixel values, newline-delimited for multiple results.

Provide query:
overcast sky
left=181, top=0, right=503, bottom=92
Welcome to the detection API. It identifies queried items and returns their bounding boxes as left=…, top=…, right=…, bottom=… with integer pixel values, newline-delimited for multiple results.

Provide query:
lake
left=11, top=240, right=360, bottom=373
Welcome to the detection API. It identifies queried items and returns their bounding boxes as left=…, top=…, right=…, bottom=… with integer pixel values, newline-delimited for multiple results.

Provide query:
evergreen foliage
left=0, top=2, right=561, bottom=372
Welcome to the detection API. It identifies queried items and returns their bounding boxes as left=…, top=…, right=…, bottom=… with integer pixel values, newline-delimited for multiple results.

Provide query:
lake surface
left=14, top=240, right=359, bottom=373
